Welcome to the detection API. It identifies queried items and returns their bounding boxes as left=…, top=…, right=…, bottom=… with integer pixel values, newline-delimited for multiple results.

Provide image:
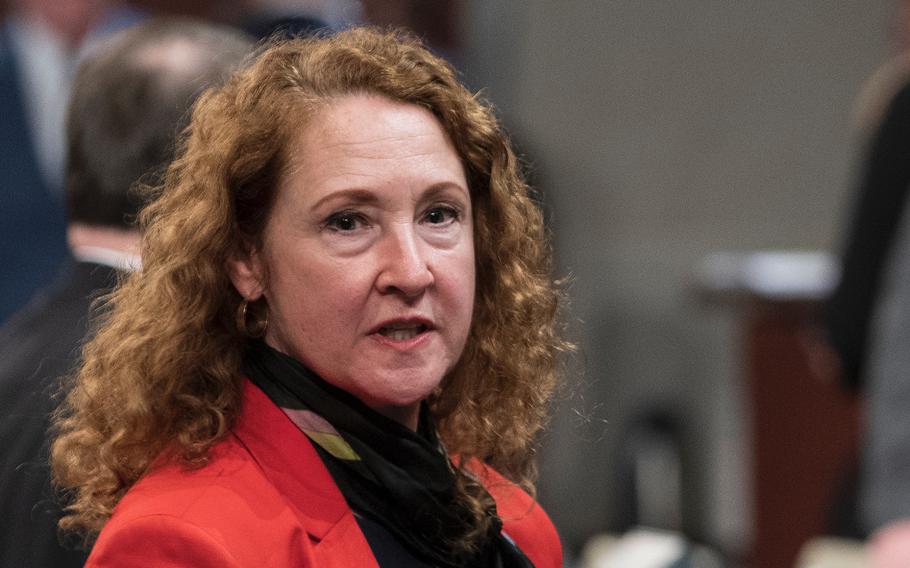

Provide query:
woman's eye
left=324, top=212, right=367, bottom=232
left=423, top=206, right=459, bottom=225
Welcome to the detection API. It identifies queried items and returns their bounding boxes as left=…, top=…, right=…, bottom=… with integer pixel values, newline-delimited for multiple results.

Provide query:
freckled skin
left=229, top=95, right=476, bottom=430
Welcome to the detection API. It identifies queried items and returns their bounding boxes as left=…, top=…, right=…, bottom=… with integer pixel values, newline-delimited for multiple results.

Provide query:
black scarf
left=243, top=340, right=534, bottom=568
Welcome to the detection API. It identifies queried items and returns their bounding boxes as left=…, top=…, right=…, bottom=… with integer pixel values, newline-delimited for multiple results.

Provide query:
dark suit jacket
left=86, top=380, right=563, bottom=568
left=826, top=82, right=910, bottom=389
left=0, top=21, right=69, bottom=323
left=0, top=260, right=118, bottom=567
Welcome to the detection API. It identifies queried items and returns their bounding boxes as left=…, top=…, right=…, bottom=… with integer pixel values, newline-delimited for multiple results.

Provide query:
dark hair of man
left=65, top=19, right=252, bottom=229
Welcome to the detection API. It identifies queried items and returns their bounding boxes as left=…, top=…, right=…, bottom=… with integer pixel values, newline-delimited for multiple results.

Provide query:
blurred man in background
left=0, top=0, right=145, bottom=323
left=0, top=19, right=251, bottom=566
left=824, top=2, right=910, bottom=565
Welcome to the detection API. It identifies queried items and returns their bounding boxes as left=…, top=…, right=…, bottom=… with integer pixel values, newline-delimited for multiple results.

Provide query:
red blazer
left=86, top=381, right=562, bottom=567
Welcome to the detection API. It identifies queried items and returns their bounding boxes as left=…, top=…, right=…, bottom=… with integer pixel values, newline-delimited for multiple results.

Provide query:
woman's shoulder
left=469, top=461, right=563, bottom=568
left=87, top=434, right=311, bottom=567
left=105, top=434, right=282, bottom=523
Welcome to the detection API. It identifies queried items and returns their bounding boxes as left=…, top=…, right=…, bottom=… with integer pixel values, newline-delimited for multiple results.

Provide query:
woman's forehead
left=278, top=95, right=464, bottom=190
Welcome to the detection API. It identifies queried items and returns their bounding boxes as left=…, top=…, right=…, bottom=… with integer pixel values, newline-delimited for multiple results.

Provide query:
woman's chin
left=332, top=363, right=449, bottom=416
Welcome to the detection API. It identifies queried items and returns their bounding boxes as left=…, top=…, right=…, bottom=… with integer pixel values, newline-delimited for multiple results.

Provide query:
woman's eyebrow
left=311, top=189, right=379, bottom=210
left=420, top=182, right=470, bottom=202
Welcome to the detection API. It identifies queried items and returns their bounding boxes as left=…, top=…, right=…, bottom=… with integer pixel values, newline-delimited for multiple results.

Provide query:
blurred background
left=1, top=1, right=902, bottom=566
left=461, top=3, right=886, bottom=567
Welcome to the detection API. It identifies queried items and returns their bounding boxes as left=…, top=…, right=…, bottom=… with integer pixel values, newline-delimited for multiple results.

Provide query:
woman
left=53, top=27, right=567, bottom=567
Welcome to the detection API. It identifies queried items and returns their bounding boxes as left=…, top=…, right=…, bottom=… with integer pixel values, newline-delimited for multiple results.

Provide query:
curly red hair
left=52, top=27, right=568, bottom=548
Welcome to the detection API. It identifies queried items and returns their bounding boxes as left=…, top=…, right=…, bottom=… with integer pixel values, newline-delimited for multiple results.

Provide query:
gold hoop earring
left=236, top=299, right=268, bottom=338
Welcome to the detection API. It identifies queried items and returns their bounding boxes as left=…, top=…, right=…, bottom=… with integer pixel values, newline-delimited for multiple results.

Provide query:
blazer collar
left=232, top=379, right=377, bottom=566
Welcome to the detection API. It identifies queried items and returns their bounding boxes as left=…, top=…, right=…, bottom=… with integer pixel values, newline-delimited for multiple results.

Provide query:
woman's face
left=230, top=94, right=476, bottom=430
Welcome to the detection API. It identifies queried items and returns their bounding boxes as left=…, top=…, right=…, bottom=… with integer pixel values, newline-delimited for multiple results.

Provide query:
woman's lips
left=378, top=323, right=428, bottom=341
left=370, top=318, right=434, bottom=347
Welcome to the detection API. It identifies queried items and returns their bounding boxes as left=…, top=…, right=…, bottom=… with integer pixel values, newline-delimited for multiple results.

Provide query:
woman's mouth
left=378, top=323, right=429, bottom=341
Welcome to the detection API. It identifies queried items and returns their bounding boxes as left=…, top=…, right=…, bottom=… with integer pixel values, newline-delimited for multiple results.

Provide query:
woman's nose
left=376, top=225, right=434, bottom=297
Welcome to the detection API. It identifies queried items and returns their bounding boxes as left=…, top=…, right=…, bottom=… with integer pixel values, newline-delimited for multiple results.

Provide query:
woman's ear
left=227, top=249, right=265, bottom=300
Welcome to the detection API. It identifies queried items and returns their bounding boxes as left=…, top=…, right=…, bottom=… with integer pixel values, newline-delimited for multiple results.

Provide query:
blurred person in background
left=239, top=0, right=352, bottom=38
left=52, top=27, right=566, bottom=567
left=0, top=19, right=251, bottom=567
left=0, top=0, right=142, bottom=323
left=126, top=0, right=357, bottom=39
left=824, top=1, right=910, bottom=565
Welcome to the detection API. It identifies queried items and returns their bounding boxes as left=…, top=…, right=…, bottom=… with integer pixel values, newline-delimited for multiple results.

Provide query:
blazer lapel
left=232, top=380, right=379, bottom=567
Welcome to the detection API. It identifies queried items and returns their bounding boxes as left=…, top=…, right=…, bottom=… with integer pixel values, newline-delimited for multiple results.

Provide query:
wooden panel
left=745, top=302, right=861, bottom=568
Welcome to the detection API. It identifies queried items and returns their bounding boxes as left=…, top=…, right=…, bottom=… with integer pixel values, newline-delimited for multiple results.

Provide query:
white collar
left=71, top=245, right=141, bottom=272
